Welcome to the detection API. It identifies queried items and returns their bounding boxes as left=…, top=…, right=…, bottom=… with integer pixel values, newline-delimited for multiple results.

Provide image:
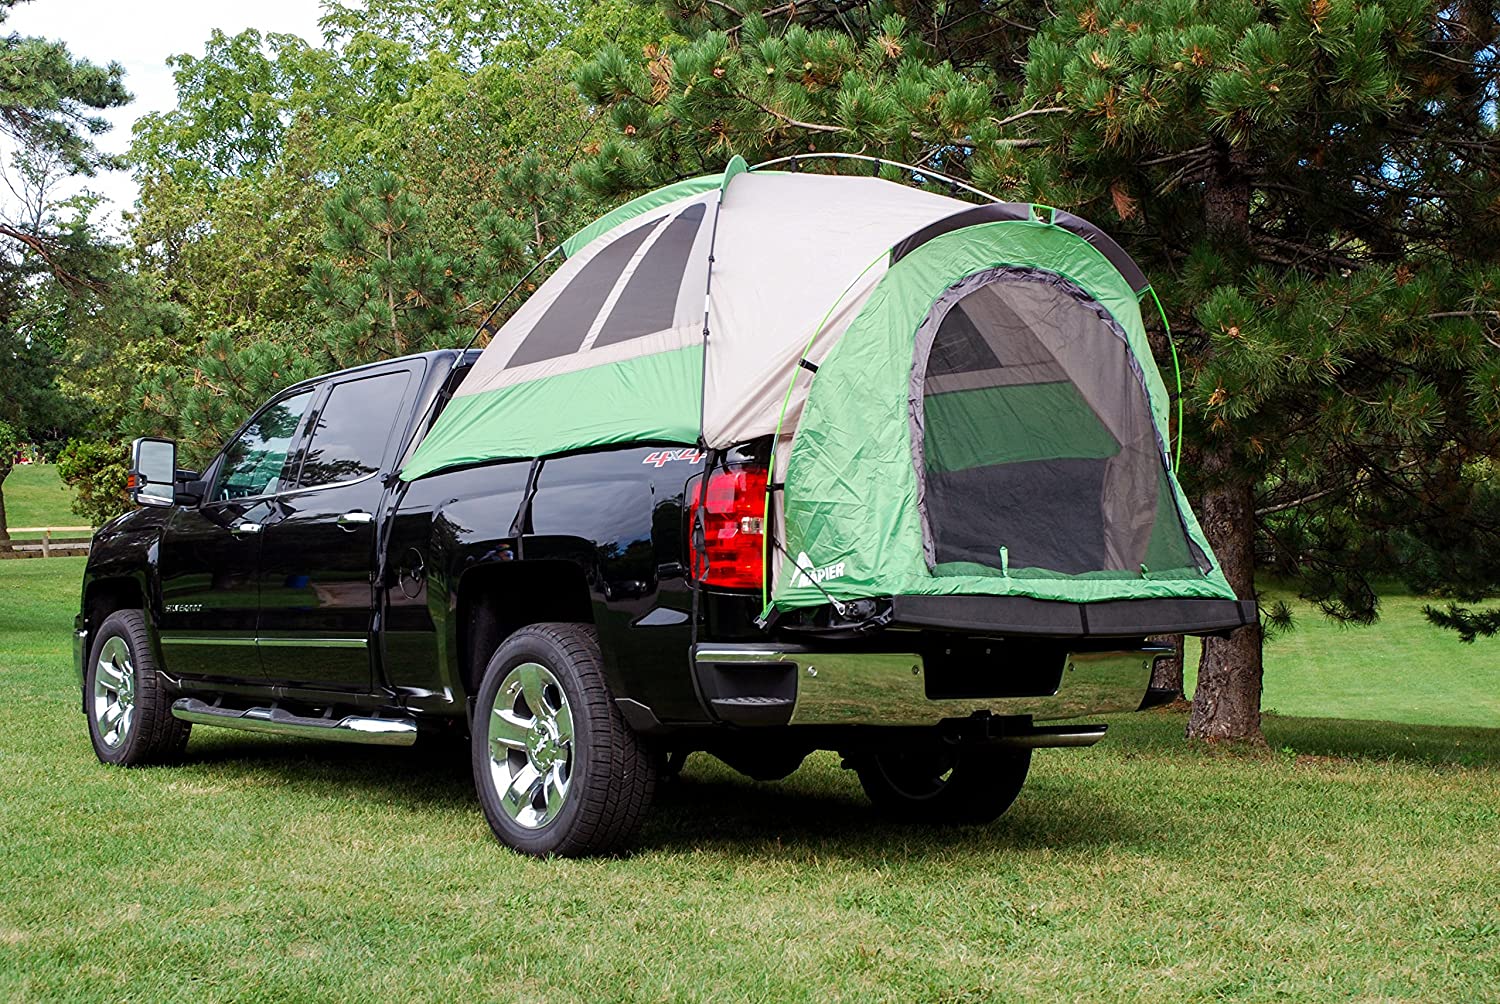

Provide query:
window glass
left=295, top=371, right=410, bottom=489
left=211, top=390, right=315, bottom=502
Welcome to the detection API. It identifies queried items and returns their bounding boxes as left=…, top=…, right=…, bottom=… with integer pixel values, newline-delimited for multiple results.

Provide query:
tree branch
left=990, top=105, right=1067, bottom=128
left=0, top=223, right=105, bottom=293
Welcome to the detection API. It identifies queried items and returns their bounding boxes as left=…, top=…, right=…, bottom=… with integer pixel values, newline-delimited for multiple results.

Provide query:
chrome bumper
left=694, top=644, right=1165, bottom=728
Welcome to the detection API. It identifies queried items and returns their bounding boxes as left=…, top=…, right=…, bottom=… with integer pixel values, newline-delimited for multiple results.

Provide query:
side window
left=211, top=389, right=316, bottom=502
left=295, top=371, right=411, bottom=490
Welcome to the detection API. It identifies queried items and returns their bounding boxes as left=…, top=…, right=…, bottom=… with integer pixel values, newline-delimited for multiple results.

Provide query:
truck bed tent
left=402, top=158, right=1238, bottom=615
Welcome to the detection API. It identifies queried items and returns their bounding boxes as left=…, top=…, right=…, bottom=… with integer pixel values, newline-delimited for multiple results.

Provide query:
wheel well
left=457, top=560, right=593, bottom=698
left=85, top=578, right=144, bottom=635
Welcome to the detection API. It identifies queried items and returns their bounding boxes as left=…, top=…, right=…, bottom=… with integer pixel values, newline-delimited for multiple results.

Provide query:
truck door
left=256, top=366, right=417, bottom=692
left=157, top=388, right=316, bottom=682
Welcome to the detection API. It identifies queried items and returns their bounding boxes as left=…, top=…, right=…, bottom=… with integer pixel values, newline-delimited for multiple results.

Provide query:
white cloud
left=4, top=0, right=325, bottom=234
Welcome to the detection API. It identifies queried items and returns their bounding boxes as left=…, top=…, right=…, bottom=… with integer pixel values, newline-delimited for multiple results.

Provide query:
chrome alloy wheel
left=486, top=661, right=575, bottom=829
left=93, top=636, right=137, bottom=749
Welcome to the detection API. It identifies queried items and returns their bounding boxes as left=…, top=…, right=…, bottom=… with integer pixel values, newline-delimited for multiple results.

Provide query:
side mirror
left=128, top=437, right=178, bottom=508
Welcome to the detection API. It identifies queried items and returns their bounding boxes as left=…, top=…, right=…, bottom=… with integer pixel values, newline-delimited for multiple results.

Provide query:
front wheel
left=86, top=609, right=191, bottom=766
left=471, top=623, right=657, bottom=857
left=851, top=741, right=1031, bottom=824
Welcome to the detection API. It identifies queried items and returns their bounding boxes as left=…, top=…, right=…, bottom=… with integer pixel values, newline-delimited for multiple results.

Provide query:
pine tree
left=0, top=1, right=132, bottom=537
left=577, top=0, right=1500, bottom=742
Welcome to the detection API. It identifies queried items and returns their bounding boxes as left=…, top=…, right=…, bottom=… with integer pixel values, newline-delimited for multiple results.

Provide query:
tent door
left=910, top=266, right=1207, bottom=580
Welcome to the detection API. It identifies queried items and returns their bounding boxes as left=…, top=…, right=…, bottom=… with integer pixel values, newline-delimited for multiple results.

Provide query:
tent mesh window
left=911, top=267, right=1207, bottom=579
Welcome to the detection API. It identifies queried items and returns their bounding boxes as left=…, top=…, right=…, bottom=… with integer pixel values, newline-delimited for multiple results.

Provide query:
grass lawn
left=1187, top=586, right=1500, bottom=729
left=2, top=464, right=83, bottom=538
left=2, top=558, right=1497, bottom=1001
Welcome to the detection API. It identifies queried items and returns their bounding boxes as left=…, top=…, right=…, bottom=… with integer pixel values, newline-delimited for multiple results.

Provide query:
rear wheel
left=851, top=740, right=1030, bottom=824
left=471, top=623, right=656, bottom=857
left=86, top=609, right=190, bottom=766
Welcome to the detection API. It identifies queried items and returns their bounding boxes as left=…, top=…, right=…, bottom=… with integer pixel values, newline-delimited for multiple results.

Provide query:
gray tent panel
left=506, top=217, right=662, bottom=368
left=595, top=203, right=707, bottom=349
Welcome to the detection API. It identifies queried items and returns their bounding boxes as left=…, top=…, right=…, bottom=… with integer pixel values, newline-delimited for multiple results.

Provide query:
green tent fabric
left=772, top=218, right=1236, bottom=610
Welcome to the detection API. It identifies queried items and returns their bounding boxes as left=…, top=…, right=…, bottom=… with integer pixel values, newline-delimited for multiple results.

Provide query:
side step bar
left=992, top=724, right=1109, bottom=749
left=171, top=698, right=418, bottom=747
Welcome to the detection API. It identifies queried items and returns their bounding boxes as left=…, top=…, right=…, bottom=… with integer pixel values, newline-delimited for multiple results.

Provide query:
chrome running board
left=170, top=698, right=418, bottom=747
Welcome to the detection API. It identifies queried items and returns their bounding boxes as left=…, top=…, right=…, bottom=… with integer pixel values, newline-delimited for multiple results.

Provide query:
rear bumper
left=693, top=642, right=1166, bottom=730
left=888, top=594, right=1257, bottom=638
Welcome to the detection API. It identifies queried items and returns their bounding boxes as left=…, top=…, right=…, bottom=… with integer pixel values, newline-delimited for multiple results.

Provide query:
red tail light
left=687, top=465, right=767, bottom=590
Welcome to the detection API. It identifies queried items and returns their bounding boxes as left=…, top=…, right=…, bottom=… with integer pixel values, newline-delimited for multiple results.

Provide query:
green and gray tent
left=403, top=159, right=1238, bottom=617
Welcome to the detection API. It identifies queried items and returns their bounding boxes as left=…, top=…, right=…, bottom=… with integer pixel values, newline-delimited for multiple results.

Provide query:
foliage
left=54, top=439, right=130, bottom=527
left=0, top=2, right=137, bottom=539
left=0, top=0, right=129, bottom=177
left=118, top=0, right=668, bottom=456
left=0, top=419, right=17, bottom=541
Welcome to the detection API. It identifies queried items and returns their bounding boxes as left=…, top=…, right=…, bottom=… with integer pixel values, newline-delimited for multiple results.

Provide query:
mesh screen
left=913, top=268, right=1203, bottom=578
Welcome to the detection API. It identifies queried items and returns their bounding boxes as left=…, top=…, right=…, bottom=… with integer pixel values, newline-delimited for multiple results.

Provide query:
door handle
left=338, top=510, right=375, bottom=530
left=229, top=521, right=262, bottom=537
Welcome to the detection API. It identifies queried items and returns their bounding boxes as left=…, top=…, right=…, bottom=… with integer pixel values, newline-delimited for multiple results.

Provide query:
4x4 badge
left=642, top=448, right=705, bottom=467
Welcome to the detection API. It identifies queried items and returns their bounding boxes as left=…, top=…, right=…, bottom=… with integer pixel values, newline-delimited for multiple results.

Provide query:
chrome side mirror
left=129, top=437, right=178, bottom=508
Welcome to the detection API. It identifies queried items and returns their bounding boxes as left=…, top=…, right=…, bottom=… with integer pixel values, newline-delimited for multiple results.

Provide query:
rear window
left=295, top=371, right=411, bottom=489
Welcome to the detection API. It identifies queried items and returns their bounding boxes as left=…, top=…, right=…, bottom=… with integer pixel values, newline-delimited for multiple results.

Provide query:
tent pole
left=396, top=245, right=563, bottom=479
left=457, top=244, right=564, bottom=358
left=748, top=152, right=1004, bottom=204
left=688, top=168, right=735, bottom=653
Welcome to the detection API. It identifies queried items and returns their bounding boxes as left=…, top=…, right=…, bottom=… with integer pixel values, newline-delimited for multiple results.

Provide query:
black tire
left=852, top=741, right=1031, bottom=824
left=470, top=623, right=656, bottom=857
left=86, top=609, right=191, bottom=766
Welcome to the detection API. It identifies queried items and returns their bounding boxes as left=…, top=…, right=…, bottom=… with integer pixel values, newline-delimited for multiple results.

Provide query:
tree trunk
left=1147, top=634, right=1184, bottom=694
left=1184, top=140, right=1265, bottom=744
left=1187, top=443, right=1263, bottom=743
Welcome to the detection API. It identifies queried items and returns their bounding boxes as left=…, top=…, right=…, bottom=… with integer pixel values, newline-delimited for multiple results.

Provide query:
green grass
left=1187, top=585, right=1500, bottom=729
left=2, top=464, right=83, bottom=538
left=2, top=558, right=1498, bottom=1001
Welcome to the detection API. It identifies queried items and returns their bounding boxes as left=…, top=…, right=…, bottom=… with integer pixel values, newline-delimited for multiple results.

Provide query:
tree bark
left=1183, top=139, right=1265, bottom=744
left=1187, top=442, right=1264, bottom=743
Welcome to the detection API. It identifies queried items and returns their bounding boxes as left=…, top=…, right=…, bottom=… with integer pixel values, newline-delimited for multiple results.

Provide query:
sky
left=4, top=0, right=326, bottom=232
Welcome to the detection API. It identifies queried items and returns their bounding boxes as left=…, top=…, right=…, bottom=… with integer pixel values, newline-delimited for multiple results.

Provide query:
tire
left=471, top=623, right=656, bottom=857
left=86, top=609, right=191, bottom=766
left=851, top=741, right=1031, bottom=824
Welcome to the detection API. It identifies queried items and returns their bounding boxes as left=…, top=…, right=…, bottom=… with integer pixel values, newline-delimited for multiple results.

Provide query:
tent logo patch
left=792, top=551, right=846, bottom=588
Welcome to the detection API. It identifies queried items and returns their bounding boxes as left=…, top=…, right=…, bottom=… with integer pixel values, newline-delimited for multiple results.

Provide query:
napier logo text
left=791, top=551, right=846, bottom=588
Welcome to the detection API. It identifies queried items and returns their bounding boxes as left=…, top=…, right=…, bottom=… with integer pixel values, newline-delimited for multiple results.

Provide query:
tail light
left=687, top=465, right=767, bottom=590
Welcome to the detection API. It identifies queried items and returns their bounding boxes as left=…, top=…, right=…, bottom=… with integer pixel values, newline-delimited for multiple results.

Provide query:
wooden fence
left=2, top=526, right=94, bottom=559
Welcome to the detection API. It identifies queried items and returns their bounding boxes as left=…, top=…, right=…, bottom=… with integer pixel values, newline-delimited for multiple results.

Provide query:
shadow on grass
left=181, top=731, right=475, bottom=807
left=638, top=764, right=1144, bottom=857
left=171, top=711, right=1498, bottom=859
left=177, top=731, right=1143, bottom=857
left=1263, top=714, right=1500, bottom=769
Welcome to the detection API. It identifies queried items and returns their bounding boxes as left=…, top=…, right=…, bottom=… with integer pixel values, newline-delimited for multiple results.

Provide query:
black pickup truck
left=76, top=348, right=1249, bottom=856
